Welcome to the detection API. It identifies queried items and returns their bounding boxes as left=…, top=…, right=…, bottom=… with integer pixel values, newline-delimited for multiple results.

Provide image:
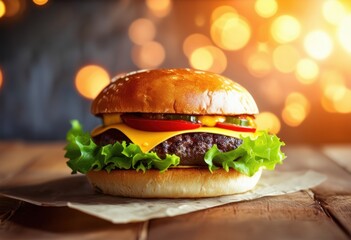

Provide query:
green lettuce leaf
left=64, top=120, right=180, bottom=174
left=204, top=132, right=286, bottom=176
left=64, top=120, right=286, bottom=176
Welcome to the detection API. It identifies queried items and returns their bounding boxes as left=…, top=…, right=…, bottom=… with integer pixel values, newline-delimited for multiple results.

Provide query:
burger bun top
left=91, top=68, right=259, bottom=116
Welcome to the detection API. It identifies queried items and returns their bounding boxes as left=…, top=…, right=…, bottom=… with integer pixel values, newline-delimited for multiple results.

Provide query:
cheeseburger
left=65, top=68, right=286, bottom=198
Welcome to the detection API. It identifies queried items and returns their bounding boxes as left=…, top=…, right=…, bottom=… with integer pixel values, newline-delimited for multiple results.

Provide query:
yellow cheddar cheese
left=91, top=123, right=257, bottom=153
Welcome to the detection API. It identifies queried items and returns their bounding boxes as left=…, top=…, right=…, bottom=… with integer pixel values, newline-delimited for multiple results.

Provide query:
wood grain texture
left=1, top=143, right=351, bottom=239
left=322, top=144, right=351, bottom=173
left=281, top=145, right=351, bottom=238
left=148, top=191, right=348, bottom=240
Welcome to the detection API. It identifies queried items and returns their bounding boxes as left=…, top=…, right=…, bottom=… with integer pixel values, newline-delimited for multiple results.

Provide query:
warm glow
left=285, top=92, right=310, bottom=113
left=194, top=14, right=206, bottom=27
left=183, top=33, right=212, bottom=57
left=132, top=41, right=165, bottom=69
left=0, top=0, right=5, bottom=18
left=320, top=69, right=345, bottom=90
left=247, top=51, right=271, bottom=77
left=320, top=69, right=345, bottom=102
left=271, top=15, right=300, bottom=43
left=322, top=0, right=346, bottom=25
left=75, top=65, right=110, bottom=100
left=189, top=47, right=213, bottom=71
left=0, top=67, right=3, bottom=89
left=33, top=0, right=48, bottom=6
left=189, top=46, right=227, bottom=73
left=282, top=103, right=307, bottom=127
left=295, top=58, right=319, bottom=84
left=211, top=12, right=251, bottom=51
left=323, top=87, right=351, bottom=113
left=272, top=44, right=300, bottom=73
left=128, top=18, right=156, bottom=45
left=337, top=15, right=351, bottom=53
left=304, top=30, right=333, bottom=60
left=211, top=5, right=237, bottom=23
left=255, top=111, right=281, bottom=134
left=282, top=92, right=310, bottom=127
left=320, top=69, right=350, bottom=113
left=4, top=0, right=21, bottom=17
left=324, top=84, right=347, bottom=102
left=146, top=0, right=172, bottom=18
left=255, top=0, right=278, bottom=18
left=333, top=89, right=351, bottom=113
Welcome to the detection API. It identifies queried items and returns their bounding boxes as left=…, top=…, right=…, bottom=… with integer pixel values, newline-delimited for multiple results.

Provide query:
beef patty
left=93, top=129, right=243, bottom=166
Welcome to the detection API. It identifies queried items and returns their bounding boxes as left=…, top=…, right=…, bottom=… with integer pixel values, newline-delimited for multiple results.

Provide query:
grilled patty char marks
left=93, top=129, right=242, bottom=166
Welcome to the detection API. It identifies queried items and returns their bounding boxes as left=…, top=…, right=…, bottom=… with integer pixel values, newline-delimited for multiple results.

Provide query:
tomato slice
left=215, top=122, right=256, bottom=133
left=122, top=115, right=201, bottom=132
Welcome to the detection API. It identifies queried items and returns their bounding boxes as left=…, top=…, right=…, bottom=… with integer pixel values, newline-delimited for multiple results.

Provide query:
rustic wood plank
left=1, top=201, right=145, bottom=240
left=280, top=145, right=351, bottom=238
left=0, top=142, right=147, bottom=239
left=149, top=191, right=348, bottom=240
left=4, top=142, right=72, bottom=186
left=321, top=144, right=351, bottom=173
left=0, top=197, right=21, bottom=224
left=0, top=142, right=70, bottom=187
left=281, top=145, right=351, bottom=195
left=0, top=142, right=45, bottom=187
left=2, top=143, right=351, bottom=239
left=148, top=145, right=351, bottom=240
left=320, top=195, right=351, bottom=236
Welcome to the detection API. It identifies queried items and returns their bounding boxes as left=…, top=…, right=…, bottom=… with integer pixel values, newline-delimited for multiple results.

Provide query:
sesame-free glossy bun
left=86, top=168, right=262, bottom=198
left=91, top=68, right=259, bottom=116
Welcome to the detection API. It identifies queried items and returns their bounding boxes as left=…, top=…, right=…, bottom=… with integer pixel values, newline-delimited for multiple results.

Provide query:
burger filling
left=93, top=129, right=242, bottom=167
left=65, top=119, right=286, bottom=177
left=103, top=113, right=257, bottom=133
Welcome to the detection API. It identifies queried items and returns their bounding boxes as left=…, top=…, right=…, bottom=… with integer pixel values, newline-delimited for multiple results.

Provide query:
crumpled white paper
left=0, top=170, right=326, bottom=223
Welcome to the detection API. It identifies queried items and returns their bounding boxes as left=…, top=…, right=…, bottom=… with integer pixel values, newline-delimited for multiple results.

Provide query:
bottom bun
left=86, top=168, right=262, bottom=198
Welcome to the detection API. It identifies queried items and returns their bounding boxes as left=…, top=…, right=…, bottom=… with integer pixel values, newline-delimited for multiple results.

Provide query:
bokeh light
left=320, top=69, right=345, bottom=96
left=271, top=15, right=300, bottom=43
left=211, top=8, right=251, bottom=51
left=255, top=111, right=281, bottom=134
left=255, top=0, right=278, bottom=18
left=322, top=0, right=346, bottom=25
left=194, top=14, right=206, bottom=27
left=0, top=67, right=3, bottom=90
left=132, top=41, right=165, bottom=69
left=0, top=1, right=5, bottom=18
left=295, top=58, right=319, bottom=84
left=285, top=92, right=310, bottom=113
left=32, top=0, right=48, bottom=6
left=332, top=89, right=351, bottom=113
left=282, top=92, right=310, bottom=127
left=189, top=46, right=227, bottom=73
left=319, top=69, right=351, bottom=113
left=75, top=65, right=110, bottom=100
left=3, top=0, right=22, bottom=17
left=272, top=44, right=300, bottom=73
left=128, top=18, right=156, bottom=46
left=183, top=33, right=212, bottom=57
left=190, top=48, right=213, bottom=71
left=337, top=14, right=351, bottom=53
left=211, top=5, right=237, bottom=22
left=146, top=0, right=172, bottom=18
left=246, top=51, right=271, bottom=77
left=304, top=30, right=333, bottom=60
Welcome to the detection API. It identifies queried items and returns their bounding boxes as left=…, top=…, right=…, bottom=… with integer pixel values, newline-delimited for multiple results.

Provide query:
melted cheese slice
left=91, top=124, right=257, bottom=153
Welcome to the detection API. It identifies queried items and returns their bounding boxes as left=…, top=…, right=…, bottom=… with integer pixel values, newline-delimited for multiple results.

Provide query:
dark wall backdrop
left=0, top=0, right=351, bottom=144
left=0, top=1, right=140, bottom=140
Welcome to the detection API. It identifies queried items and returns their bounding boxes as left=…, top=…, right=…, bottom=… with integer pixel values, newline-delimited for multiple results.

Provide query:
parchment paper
left=0, top=170, right=326, bottom=223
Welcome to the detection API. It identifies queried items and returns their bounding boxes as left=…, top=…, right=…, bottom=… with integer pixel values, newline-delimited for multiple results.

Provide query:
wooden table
left=0, top=141, right=350, bottom=239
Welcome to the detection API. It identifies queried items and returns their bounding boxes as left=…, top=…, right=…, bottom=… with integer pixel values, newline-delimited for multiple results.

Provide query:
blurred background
left=0, top=0, right=351, bottom=145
